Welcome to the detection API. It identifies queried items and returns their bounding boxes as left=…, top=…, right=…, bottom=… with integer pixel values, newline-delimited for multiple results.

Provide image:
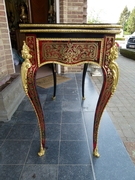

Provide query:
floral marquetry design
left=37, top=38, right=103, bottom=66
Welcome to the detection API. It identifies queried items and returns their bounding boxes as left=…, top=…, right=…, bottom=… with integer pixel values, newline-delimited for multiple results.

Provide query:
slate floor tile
left=46, top=124, right=61, bottom=140
left=26, top=140, right=59, bottom=164
left=12, top=111, right=37, bottom=124
left=0, top=141, right=3, bottom=147
left=37, top=86, right=49, bottom=94
left=43, top=101, right=62, bottom=111
left=62, top=111, right=83, bottom=123
left=59, top=141, right=90, bottom=164
left=34, top=124, right=61, bottom=141
left=63, top=94, right=80, bottom=101
left=81, top=98, right=97, bottom=112
left=0, top=124, right=12, bottom=139
left=16, top=100, right=27, bottom=111
left=7, top=124, right=36, bottom=140
left=0, top=140, right=30, bottom=164
left=20, top=165, right=58, bottom=180
left=0, top=165, right=23, bottom=180
left=62, top=101, right=81, bottom=111
left=83, top=111, right=94, bottom=142
left=23, top=101, right=35, bottom=111
left=63, top=74, right=75, bottom=78
left=63, top=87, right=79, bottom=95
left=17, top=94, right=46, bottom=112
left=47, top=85, right=64, bottom=96
left=46, top=87, right=55, bottom=94
left=44, top=111, right=62, bottom=124
left=64, top=83, right=78, bottom=89
left=61, top=124, right=86, bottom=140
left=58, top=165, right=94, bottom=180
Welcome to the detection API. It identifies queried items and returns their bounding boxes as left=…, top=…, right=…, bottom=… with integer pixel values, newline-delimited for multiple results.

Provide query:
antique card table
left=20, top=23, right=121, bottom=157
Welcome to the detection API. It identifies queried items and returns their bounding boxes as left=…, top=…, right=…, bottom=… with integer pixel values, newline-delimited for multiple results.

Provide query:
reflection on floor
left=0, top=73, right=135, bottom=180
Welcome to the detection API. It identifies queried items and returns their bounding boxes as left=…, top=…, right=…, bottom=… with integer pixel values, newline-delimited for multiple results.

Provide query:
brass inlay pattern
left=21, top=41, right=32, bottom=94
left=36, top=38, right=104, bottom=67
left=26, top=36, right=37, bottom=65
left=42, top=42, right=98, bottom=62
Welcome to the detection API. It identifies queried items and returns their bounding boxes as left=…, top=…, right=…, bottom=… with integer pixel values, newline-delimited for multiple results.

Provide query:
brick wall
left=60, top=0, right=87, bottom=23
left=0, top=0, right=88, bottom=80
left=60, top=0, right=87, bottom=73
left=0, top=0, right=14, bottom=86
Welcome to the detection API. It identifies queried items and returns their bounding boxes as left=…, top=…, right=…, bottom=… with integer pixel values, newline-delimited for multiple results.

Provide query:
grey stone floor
left=90, top=54, right=135, bottom=165
left=0, top=72, right=135, bottom=180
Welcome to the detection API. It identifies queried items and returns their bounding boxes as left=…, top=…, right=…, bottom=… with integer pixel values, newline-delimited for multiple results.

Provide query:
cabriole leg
left=93, top=43, right=119, bottom=157
left=21, top=41, right=46, bottom=156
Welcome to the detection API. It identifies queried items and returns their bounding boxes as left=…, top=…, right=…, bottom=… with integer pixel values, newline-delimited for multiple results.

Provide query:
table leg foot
left=82, top=96, right=85, bottom=100
left=52, top=96, right=56, bottom=100
left=93, top=147, right=100, bottom=157
left=38, top=145, right=46, bottom=156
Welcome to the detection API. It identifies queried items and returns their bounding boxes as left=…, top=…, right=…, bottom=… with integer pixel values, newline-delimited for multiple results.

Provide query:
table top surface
left=19, top=23, right=122, bottom=34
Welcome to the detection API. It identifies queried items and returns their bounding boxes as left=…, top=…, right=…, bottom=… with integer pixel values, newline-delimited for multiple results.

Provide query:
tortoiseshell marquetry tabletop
left=19, top=23, right=121, bottom=157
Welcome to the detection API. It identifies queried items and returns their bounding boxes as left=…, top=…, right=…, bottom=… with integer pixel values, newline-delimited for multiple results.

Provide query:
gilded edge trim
left=36, top=38, right=104, bottom=68
left=21, top=41, right=32, bottom=94
left=19, top=23, right=122, bottom=29
left=20, top=29, right=121, bottom=34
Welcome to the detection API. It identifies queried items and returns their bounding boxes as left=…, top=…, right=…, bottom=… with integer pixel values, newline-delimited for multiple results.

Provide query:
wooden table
left=20, top=23, right=121, bottom=157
